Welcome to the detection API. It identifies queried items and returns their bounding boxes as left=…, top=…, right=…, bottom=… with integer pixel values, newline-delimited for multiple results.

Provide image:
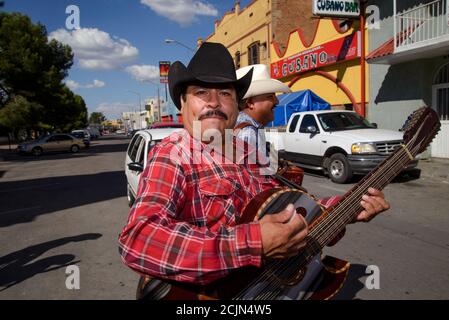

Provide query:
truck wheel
left=328, top=153, right=352, bottom=184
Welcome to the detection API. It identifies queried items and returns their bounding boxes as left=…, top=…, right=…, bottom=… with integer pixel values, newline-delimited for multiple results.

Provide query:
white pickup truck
left=265, top=110, right=419, bottom=183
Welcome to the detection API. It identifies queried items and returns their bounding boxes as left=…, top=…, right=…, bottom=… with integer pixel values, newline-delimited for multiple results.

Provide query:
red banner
left=159, top=61, right=170, bottom=84
left=271, top=31, right=361, bottom=79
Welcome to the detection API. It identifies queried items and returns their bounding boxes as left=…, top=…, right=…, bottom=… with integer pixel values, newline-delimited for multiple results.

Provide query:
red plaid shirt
left=119, top=130, right=341, bottom=285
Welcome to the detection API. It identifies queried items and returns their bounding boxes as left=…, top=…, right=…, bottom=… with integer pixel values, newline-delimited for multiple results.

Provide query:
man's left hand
left=355, top=188, right=390, bottom=222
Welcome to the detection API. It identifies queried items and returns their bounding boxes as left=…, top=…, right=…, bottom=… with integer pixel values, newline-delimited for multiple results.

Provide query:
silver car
left=17, top=133, right=85, bottom=156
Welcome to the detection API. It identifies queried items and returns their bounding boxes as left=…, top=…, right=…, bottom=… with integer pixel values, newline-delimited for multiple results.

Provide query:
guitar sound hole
left=296, top=207, right=307, bottom=218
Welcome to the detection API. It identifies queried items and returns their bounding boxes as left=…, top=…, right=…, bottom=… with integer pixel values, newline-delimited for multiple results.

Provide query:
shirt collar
left=237, top=111, right=264, bottom=129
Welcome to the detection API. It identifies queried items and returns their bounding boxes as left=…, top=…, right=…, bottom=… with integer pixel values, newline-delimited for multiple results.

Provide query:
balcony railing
left=394, top=0, right=449, bottom=52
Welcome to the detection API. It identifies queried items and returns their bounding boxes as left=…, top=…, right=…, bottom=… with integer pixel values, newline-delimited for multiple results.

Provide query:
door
left=295, top=114, right=323, bottom=166
left=58, top=135, right=73, bottom=151
left=43, top=135, right=59, bottom=151
left=431, top=84, right=449, bottom=158
left=126, top=135, right=145, bottom=196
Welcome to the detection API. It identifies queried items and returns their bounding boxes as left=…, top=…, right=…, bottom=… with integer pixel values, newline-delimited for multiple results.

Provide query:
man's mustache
left=198, top=110, right=228, bottom=121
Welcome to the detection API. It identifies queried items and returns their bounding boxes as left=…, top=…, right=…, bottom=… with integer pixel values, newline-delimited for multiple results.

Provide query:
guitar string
left=234, top=139, right=419, bottom=300
left=311, top=142, right=419, bottom=248
left=261, top=147, right=415, bottom=299
left=261, top=144, right=421, bottom=300
left=258, top=145, right=417, bottom=300
left=259, top=112, right=433, bottom=299
left=234, top=146, right=411, bottom=300
left=237, top=112, right=430, bottom=299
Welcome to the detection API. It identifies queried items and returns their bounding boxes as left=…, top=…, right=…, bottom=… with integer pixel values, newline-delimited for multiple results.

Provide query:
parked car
left=116, top=129, right=125, bottom=135
left=17, top=133, right=85, bottom=156
left=125, top=127, right=183, bottom=207
left=72, top=129, right=91, bottom=141
left=86, top=127, right=100, bottom=139
left=148, top=122, right=183, bottom=129
left=265, top=110, right=419, bottom=183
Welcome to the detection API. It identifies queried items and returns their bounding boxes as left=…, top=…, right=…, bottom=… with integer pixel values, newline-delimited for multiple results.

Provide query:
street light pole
left=164, top=38, right=196, bottom=52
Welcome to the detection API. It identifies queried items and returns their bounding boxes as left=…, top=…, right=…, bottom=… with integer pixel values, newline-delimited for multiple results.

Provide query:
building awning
left=366, top=37, right=395, bottom=62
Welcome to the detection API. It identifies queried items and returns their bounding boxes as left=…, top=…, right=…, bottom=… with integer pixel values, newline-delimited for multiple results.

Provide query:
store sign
left=270, top=31, right=361, bottom=80
left=159, top=61, right=170, bottom=84
left=313, top=0, right=360, bottom=17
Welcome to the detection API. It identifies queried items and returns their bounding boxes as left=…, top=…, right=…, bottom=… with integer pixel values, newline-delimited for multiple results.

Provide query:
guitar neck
left=308, top=144, right=417, bottom=251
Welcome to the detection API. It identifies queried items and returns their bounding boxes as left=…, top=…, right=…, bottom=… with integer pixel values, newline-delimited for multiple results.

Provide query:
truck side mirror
left=128, top=162, right=144, bottom=173
left=306, top=126, right=318, bottom=134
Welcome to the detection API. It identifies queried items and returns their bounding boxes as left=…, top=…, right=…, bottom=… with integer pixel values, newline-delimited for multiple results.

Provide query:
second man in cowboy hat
left=234, top=64, right=291, bottom=167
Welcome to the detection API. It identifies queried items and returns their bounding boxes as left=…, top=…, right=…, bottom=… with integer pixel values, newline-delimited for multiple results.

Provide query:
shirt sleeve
left=118, top=143, right=262, bottom=285
left=236, top=125, right=259, bottom=149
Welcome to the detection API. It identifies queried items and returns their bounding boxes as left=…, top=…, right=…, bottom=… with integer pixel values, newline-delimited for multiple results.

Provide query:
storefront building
left=205, top=1, right=272, bottom=68
left=367, top=0, right=449, bottom=158
left=270, top=13, right=367, bottom=115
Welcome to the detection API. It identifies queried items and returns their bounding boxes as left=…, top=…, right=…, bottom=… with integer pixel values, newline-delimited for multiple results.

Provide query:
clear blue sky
left=3, top=0, right=252, bottom=119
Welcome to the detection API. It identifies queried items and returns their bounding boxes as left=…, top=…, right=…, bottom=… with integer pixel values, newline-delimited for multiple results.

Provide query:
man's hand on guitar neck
left=355, top=188, right=390, bottom=222
left=259, top=204, right=309, bottom=259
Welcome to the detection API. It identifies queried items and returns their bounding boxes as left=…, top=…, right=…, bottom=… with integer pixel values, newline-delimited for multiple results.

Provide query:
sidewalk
left=417, top=158, right=449, bottom=183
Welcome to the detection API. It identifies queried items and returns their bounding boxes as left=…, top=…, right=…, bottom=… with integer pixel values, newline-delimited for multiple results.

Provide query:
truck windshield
left=318, top=112, right=376, bottom=131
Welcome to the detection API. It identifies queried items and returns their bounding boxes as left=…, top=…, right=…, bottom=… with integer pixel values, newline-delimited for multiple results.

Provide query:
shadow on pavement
left=331, top=263, right=367, bottom=300
left=0, top=170, right=126, bottom=228
left=0, top=233, right=102, bottom=292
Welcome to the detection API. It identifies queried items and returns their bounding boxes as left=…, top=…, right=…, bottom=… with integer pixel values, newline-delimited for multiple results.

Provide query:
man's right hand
left=259, top=204, right=308, bottom=259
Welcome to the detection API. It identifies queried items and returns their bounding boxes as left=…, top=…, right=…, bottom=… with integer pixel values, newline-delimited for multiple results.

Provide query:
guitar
left=137, top=107, right=441, bottom=300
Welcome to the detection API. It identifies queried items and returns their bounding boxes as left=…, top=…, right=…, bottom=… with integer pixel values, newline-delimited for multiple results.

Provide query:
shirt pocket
left=198, top=177, right=239, bottom=227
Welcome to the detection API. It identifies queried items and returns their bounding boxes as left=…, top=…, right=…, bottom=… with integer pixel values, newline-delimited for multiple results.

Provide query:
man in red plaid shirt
left=118, top=43, right=390, bottom=290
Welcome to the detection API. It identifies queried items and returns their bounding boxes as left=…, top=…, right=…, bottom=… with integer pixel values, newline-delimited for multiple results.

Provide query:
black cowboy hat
left=168, top=42, right=253, bottom=110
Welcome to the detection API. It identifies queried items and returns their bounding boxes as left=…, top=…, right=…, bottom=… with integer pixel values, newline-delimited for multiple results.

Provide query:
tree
left=0, top=12, right=87, bottom=137
left=89, top=112, right=106, bottom=124
left=0, top=95, right=43, bottom=137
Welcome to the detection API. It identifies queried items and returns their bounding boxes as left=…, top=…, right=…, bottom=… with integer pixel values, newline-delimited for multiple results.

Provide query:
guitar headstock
left=402, top=107, right=441, bottom=155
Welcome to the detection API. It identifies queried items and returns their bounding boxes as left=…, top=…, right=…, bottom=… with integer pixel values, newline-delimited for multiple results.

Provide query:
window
left=128, top=135, right=142, bottom=161
left=136, top=139, right=146, bottom=166
left=318, top=112, right=375, bottom=131
left=235, top=51, right=241, bottom=69
left=248, top=42, right=260, bottom=65
left=57, top=135, right=72, bottom=141
left=289, top=115, right=300, bottom=132
left=299, top=115, right=319, bottom=133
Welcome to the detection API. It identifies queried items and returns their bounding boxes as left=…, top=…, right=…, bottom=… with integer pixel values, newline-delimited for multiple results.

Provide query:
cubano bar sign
left=270, top=31, right=361, bottom=80
left=313, top=0, right=360, bottom=17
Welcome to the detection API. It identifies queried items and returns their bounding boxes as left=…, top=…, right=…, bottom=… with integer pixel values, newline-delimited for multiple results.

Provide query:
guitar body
left=137, top=189, right=350, bottom=300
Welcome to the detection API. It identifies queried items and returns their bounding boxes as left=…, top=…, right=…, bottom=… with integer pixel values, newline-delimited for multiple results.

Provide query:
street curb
left=418, top=159, right=449, bottom=183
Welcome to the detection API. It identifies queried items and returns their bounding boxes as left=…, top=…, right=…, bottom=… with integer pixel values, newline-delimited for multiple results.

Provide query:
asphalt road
left=0, top=135, right=137, bottom=299
left=0, top=136, right=448, bottom=299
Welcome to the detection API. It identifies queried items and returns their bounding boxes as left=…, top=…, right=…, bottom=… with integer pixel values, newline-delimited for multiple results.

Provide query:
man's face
left=247, top=93, right=279, bottom=125
left=181, top=83, right=238, bottom=143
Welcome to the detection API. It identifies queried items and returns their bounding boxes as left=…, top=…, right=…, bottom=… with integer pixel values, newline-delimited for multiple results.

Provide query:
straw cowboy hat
left=168, top=42, right=254, bottom=110
left=236, top=64, right=291, bottom=99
